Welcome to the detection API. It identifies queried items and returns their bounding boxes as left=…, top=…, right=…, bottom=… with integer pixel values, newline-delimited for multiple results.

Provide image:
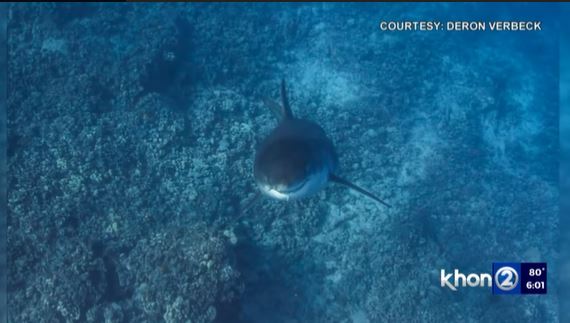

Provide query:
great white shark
left=252, top=79, right=391, bottom=208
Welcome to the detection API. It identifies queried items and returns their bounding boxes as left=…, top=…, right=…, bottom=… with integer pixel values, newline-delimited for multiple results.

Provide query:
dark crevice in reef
left=230, top=236, right=306, bottom=323
left=89, top=76, right=114, bottom=114
left=214, top=298, right=243, bottom=323
left=102, top=254, right=131, bottom=303
left=140, top=17, right=195, bottom=112
left=7, top=132, right=24, bottom=158
left=90, top=240, right=133, bottom=305
left=62, top=215, right=80, bottom=237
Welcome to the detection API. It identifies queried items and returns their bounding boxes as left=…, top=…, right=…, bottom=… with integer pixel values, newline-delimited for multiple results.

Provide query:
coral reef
left=7, top=3, right=558, bottom=322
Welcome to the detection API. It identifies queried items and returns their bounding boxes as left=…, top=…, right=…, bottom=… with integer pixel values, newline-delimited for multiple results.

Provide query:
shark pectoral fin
left=329, top=174, right=392, bottom=208
left=262, top=97, right=284, bottom=120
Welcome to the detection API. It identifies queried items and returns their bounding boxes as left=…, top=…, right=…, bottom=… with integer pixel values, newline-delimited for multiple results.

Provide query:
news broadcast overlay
left=379, top=20, right=542, bottom=32
left=440, top=262, right=547, bottom=294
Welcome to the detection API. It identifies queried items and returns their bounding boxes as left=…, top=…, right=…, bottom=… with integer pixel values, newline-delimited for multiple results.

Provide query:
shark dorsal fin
left=262, top=79, right=294, bottom=121
left=280, top=79, right=293, bottom=119
left=262, top=97, right=284, bottom=119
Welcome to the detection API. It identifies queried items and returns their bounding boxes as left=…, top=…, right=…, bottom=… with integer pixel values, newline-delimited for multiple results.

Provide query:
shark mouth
left=261, top=180, right=306, bottom=201
left=282, top=178, right=309, bottom=194
left=259, top=167, right=330, bottom=201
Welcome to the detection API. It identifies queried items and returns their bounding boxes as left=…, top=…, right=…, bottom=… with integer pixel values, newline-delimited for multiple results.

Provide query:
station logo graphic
left=440, top=262, right=547, bottom=295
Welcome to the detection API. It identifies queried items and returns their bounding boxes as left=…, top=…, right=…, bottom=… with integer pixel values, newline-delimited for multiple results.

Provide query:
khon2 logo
left=440, top=262, right=547, bottom=295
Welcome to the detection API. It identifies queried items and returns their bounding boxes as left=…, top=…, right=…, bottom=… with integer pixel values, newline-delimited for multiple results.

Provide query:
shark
left=252, top=79, right=391, bottom=208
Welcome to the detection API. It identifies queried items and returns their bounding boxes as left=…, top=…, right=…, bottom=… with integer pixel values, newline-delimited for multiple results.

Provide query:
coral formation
left=7, top=3, right=558, bottom=322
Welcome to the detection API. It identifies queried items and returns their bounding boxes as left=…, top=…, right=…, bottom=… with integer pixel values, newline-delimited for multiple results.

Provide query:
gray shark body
left=253, top=80, right=390, bottom=207
left=254, top=110, right=337, bottom=201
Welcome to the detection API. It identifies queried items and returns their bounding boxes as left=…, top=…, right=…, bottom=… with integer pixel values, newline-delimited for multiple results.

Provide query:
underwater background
left=6, top=3, right=559, bottom=323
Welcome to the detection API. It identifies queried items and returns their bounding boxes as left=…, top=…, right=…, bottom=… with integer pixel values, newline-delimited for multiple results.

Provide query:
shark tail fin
left=280, top=79, right=293, bottom=119
left=330, top=174, right=391, bottom=208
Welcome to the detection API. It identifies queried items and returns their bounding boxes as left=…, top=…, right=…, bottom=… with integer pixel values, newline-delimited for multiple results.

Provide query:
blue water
left=6, top=3, right=560, bottom=322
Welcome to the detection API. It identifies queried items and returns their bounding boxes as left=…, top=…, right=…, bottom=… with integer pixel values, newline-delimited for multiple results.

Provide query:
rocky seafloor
left=7, top=3, right=559, bottom=323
